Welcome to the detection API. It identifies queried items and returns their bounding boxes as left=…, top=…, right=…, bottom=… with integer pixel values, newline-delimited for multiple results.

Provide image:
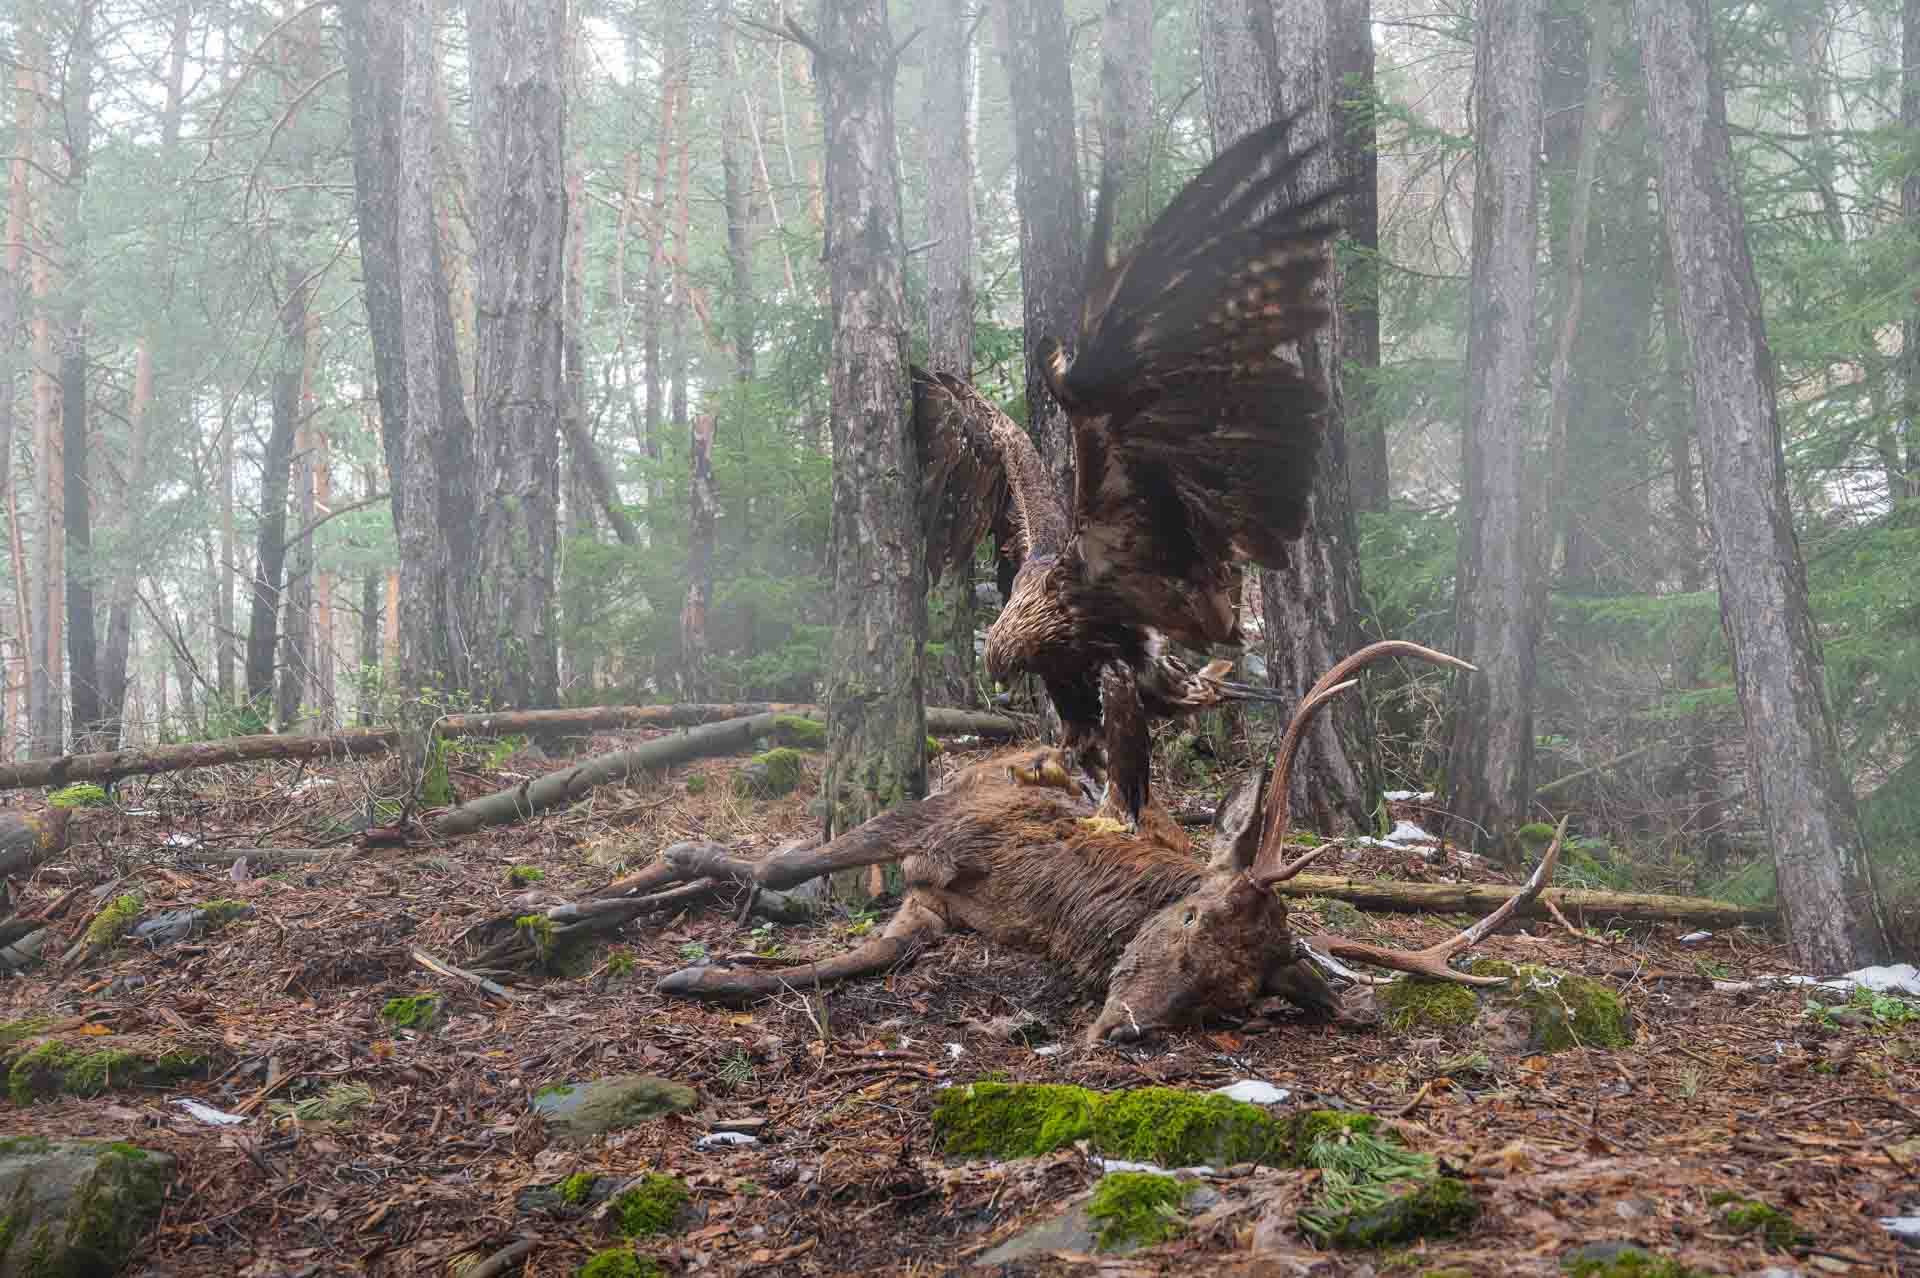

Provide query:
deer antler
left=1295, top=815, right=1567, bottom=984
left=1252, top=640, right=1477, bottom=874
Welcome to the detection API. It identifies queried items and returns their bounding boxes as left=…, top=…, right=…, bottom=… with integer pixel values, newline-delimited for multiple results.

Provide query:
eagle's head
left=983, top=557, right=1058, bottom=684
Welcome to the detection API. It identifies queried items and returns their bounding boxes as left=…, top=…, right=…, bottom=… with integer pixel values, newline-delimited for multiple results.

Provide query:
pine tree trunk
left=925, top=0, right=979, bottom=709
left=1902, top=0, right=1920, bottom=502
left=1100, top=0, right=1153, bottom=238
left=681, top=413, right=716, bottom=698
left=720, top=10, right=757, bottom=384
left=1445, top=0, right=1543, bottom=863
left=1, top=33, right=32, bottom=757
left=342, top=0, right=481, bottom=701
left=1636, top=0, right=1890, bottom=971
left=470, top=0, right=567, bottom=711
left=58, top=2, right=100, bottom=747
left=1332, top=0, right=1387, bottom=514
left=995, top=0, right=1083, bottom=512
left=247, top=268, right=303, bottom=721
left=812, top=0, right=928, bottom=855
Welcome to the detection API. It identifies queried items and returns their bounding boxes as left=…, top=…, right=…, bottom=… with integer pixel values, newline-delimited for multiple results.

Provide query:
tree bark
left=811, top=0, right=928, bottom=859
left=1636, top=0, right=1890, bottom=971
left=470, top=0, right=566, bottom=712
left=1257, top=0, right=1377, bottom=835
left=2, top=36, right=34, bottom=757
left=995, top=0, right=1083, bottom=511
left=1902, top=0, right=1920, bottom=502
left=925, top=0, right=979, bottom=708
left=1444, top=0, right=1543, bottom=863
left=720, top=8, right=757, bottom=384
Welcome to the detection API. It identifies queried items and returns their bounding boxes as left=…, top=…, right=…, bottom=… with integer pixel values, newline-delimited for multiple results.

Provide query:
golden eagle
left=915, top=113, right=1343, bottom=828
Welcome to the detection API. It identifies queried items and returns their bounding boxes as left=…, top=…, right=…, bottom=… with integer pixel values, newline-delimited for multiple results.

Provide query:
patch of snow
left=1033, top=1044, right=1065, bottom=1057
left=162, top=832, right=200, bottom=848
left=1678, top=931, right=1713, bottom=944
left=1211, top=1079, right=1289, bottom=1105
left=945, top=1042, right=965, bottom=1060
left=1880, top=1216, right=1920, bottom=1240
left=1383, top=821, right=1436, bottom=845
left=290, top=778, right=336, bottom=795
left=170, top=1098, right=248, bottom=1126
left=1381, top=790, right=1434, bottom=802
left=1096, top=1157, right=1213, bottom=1176
left=1780, top=963, right=1920, bottom=997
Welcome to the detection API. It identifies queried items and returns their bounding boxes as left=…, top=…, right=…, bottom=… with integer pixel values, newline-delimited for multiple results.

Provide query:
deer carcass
left=655, top=642, right=1563, bottom=1045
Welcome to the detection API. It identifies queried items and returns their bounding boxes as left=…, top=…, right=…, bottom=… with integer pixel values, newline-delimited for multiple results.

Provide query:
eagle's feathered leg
left=1082, top=664, right=1149, bottom=834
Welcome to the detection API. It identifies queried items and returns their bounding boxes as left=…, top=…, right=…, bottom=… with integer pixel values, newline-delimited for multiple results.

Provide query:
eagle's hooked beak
left=1035, top=336, right=1079, bottom=411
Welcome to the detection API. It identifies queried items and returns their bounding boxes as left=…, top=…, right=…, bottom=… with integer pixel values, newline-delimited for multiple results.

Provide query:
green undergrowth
left=49, top=783, right=110, bottom=808
left=1561, top=1243, right=1716, bottom=1277
left=576, top=1247, right=663, bottom=1278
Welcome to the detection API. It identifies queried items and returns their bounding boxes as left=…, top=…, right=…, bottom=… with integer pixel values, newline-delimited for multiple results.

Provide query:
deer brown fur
left=656, top=642, right=1560, bottom=1046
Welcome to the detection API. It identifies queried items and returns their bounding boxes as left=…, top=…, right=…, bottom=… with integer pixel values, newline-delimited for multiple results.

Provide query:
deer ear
left=1209, top=765, right=1270, bottom=871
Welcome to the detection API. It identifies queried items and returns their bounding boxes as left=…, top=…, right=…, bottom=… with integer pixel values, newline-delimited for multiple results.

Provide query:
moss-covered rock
left=0, top=1020, right=51, bottom=1051
left=734, top=747, right=806, bottom=798
left=507, top=865, right=546, bottom=886
left=7, top=1040, right=204, bottom=1105
left=560, top=1172, right=598, bottom=1205
left=1092, top=1087, right=1294, bottom=1168
left=576, top=1247, right=663, bottom=1278
left=378, top=995, right=443, bottom=1032
left=1086, top=1172, right=1185, bottom=1251
left=1468, top=961, right=1633, bottom=1051
left=612, top=1173, right=691, bottom=1238
left=1380, top=978, right=1480, bottom=1033
left=1309, top=1174, right=1479, bottom=1248
left=531, top=1074, right=699, bottom=1144
left=83, top=893, right=144, bottom=952
left=769, top=714, right=827, bottom=749
left=0, top=1137, right=174, bottom=1276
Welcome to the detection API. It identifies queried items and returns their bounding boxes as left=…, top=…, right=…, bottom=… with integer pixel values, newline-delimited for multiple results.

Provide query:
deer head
left=1086, top=640, right=1564, bottom=1046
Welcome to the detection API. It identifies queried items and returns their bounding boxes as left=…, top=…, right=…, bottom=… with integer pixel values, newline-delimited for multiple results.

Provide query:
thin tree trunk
left=1636, top=0, right=1890, bottom=971
left=1100, top=0, right=1153, bottom=239
left=808, top=0, right=928, bottom=863
left=1, top=27, right=35, bottom=755
left=641, top=43, right=681, bottom=497
left=470, top=0, right=567, bottom=711
left=1333, top=0, right=1387, bottom=513
left=1901, top=0, right=1920, bottom=502
left=995, top=0, right=1083, bottom=512
left=247, top=268, right=304, bottom=719
left=58, top=1, right=100, bottom=746
left=681, top=412, right=716, bottom=698
left=925, top=0, right=978, bottom=708
left=720, top=9, right=757, bottom=384
left=1445, top=0, right=1543, bottom=863
left=29, top=21, right=62, bottom=758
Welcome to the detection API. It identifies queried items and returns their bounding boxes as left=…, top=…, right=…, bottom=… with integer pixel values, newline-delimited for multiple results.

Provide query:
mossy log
left=1275, top=873, right=1773, bottom=928
left=0, top=807, right=71, bottom=876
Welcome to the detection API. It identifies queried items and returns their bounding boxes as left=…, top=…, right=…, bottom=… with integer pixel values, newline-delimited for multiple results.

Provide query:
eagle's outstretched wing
left=1038, top=113, right=1345, bottom=649
left=911, top=366, right=1066, bottom=587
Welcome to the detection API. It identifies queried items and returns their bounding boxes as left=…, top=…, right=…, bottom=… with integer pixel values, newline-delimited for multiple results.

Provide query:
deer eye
left=1182, top=909, right=1197, bottom=928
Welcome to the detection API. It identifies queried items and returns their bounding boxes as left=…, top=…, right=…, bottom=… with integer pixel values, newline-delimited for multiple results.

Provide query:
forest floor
left=2, top=728, right=1917, bottom=1278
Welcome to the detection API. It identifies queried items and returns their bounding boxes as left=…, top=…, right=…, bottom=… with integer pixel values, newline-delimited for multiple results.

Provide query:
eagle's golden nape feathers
left=1036, top=335, right=1077, bottom=411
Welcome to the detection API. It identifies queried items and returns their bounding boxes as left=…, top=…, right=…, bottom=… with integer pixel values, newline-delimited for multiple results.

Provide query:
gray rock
left=977, top=1204, right=1100, bottom=1264
left=530, top=1075, right=698, bottom=1143
left=131, top=904, right=255, bottom=947
left=0, top=1137, right=175, bottom=1278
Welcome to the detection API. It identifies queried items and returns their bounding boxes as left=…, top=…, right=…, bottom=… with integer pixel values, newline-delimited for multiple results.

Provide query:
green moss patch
left=1380, top=979, right=1480, bottom=1032
left=1093, top=1086, right=1295, bottom=1168
left=932, top=1082, right=1097, bottom=1158
left=378, top=995, right=443, bottom=1031
left=560, top=1172, right=598, bottom=1205
left=1562, top=1242, right=1715, bottom=1277
left=0, top=1019, right=52, bottom=1050
left=612, top=1173, right=691, bottom=1238
left=0, top=1138, right=175, bottom=1276
left=769, top=714, right=827, bottom=748
left=734, top=747, right=806, bottom=798
left=1708, top=1193, right=1810, bottom=1249
left=7, top=1041, right=205, bottom=1105
left=1468, top=961, right=1633, bottom=1051
left=198, top=898, right=252, bottom=929
left=507, top=865, right=546, bottom=886
left=83, top=893, right=144, bottom=951
left=1086, top=1172, right=1185, bottom=1251
left=577, top=1248, right=663, bottom=1278
left=48, top=783, right=109, bottom=808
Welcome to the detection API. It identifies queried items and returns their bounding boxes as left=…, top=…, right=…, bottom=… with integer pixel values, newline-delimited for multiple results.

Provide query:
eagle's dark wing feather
left=911, top=366, right=1066, bottom=586
left=1041, top=114, right=1345, bottom=648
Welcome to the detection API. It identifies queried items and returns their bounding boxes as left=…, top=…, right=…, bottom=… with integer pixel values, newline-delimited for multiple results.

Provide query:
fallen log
left=0, top=704, right=1022, bottom=794
left=429, top=712, right=803, bottom=837
left=1273, top=873, right=1773, bottom=929
left=0, top=808, right=72, bottom=877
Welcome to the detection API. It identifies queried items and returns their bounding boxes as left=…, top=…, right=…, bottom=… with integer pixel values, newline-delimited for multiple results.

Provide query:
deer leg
left=665, top=813, right=920, bottom=893
left=1295, top=817, right=1567, bottom=986
left=655, top=893, right=949, bottom=1003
